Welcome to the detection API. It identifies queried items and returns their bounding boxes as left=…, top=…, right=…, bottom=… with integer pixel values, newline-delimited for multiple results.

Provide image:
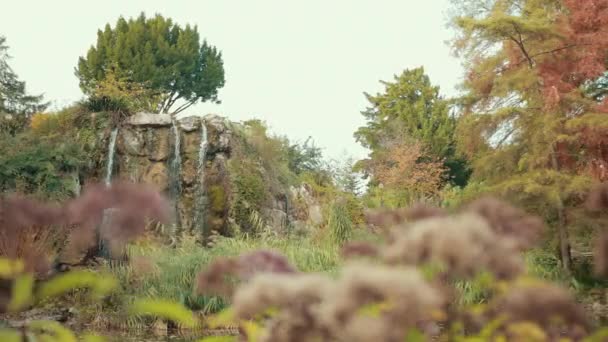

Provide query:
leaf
left=583, top=327, right=608, bottom=342
left=0, top=258, right=24, bottom=278
left=0, top=329, right=21, bottom=342
left=128, top=299, right=197, bottom=328
left=506, top=322, right=546, bottom=342
left=207, top=307, right=236, bottom=329
left=404, top=328, right=426, bottom=342
left=241, top=320, right=262, bottom=342
left=28, top=320, right=77, bottom=342
left=8, top=273, right=34, bottom=312
left=478, top=316, right=506, bottom=339
left=36, top=270, right=117, bottom=300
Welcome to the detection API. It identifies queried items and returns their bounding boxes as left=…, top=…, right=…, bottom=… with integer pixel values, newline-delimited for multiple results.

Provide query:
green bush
left=0, top=133, right=85, bottom=200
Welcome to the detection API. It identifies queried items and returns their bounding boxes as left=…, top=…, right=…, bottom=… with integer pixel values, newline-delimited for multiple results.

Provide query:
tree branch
left=173, top=99, right=197, bottom=115
left=162, top=91, right=180, bottom=114
left=495, top=126, right=517, bottom=148
left=509, top=29, right=534, bottom=68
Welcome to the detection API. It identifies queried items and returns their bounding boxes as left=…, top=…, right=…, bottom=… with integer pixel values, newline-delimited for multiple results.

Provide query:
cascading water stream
left=105, top=128, right=118, bottom=186
left=194, top=120, right=208, bottom=238
left=169, top=121, right=183, bottom=232
left=100, top=128, right=118, bottom=258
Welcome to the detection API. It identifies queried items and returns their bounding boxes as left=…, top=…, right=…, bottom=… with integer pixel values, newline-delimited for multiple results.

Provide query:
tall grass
left=327, top=200, right=354, bottom=245
left=105, top=231, right=343, bottom=327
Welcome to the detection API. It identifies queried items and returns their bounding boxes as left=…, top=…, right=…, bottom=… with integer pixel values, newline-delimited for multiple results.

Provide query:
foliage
left=0, top=104, right=112, bottom=200
left=76, top=13, right=225, bottom=115
left=104, top=232, right=341, bottom=329
left=196, top=196, right=608, bottom=341
left=365, top=138, right=446, bottom=196
left=228, top=119, right=305, bottom=234
left=327, top=200, right=354, bottom=245
left=0, top=133, right=85, bottom=200
left=448, top=0, right=608, bottom=272
left=0, top=36, right=48, bottom=120
left=286, top=137, right=324, bottom=176
left=1, top=184, right=608, bottom=341
left=354, top=67, right=470, bottom=188
left=83, top=68, right=161, bottom=115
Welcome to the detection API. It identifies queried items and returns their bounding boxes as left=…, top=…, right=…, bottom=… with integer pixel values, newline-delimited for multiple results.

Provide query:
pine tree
left=76, top=13, right=225, bottom=115
left=354, top=67, right=470, bottom=188
left=0, top=36, right=48, bottom=134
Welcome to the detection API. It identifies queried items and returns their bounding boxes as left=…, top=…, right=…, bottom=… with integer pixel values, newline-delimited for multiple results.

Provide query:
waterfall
left=100, top=128, right=118, bottom=259
left=194, top=120, right=208, bottom=238
left=169, top=121, right=183, bottom=231
left=104, top=128, right=119, bottom=186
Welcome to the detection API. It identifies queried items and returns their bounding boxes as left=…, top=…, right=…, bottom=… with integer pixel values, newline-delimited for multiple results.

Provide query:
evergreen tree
left=354, top=67, right=470, bottom=187
left=76, top=13, right=225, bottom=115
left=0, top=36, right=48, bottom=134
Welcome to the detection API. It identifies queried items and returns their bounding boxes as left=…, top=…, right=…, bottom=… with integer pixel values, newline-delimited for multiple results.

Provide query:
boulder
left=145, top=128, right=171, bottom=161
left=263, top=208, right=288, bottom=234
left=178, top=115, right=202, bottom=132
left=126, top=112, right=172, bottom=127
left=204, top=114, right=232, bottom=154
left=117, top=128, right=146, bottom=156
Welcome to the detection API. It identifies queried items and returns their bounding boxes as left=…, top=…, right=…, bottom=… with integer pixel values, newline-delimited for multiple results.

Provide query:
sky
left=0, top=0, right=464, bottom=161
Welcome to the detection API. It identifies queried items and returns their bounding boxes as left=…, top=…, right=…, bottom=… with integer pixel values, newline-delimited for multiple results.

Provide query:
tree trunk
left=551, top=146, right=573, bottom=274
left=556, top=198, right=572, bottom=274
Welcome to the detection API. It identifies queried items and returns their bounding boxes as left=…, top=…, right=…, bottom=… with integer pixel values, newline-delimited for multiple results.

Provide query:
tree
left=358, top=137, right=446, bottom=207
left=0, top=36, right=48, bottom=134
left=330, top=156, right=364, bottom=196
left=354, top=67, right=470, bottom=187
left=286, top=137, right=324, bottom=175
left=449, top=0, right=608, bottom=273
left=76, top=13, right=225, bottom=115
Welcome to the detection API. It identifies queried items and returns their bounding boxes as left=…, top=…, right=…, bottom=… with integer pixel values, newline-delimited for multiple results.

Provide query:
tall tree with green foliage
left=449, top=0, right=608, bottom=272
left=76, top=13, right=225, bottom=115
left=354, top=67, right=470, bottom=188
left=0, top=36, right=48, bottom=134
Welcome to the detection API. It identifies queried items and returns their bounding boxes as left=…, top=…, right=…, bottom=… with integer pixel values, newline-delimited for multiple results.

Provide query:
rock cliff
left=97, top=112, right=317, bottom=240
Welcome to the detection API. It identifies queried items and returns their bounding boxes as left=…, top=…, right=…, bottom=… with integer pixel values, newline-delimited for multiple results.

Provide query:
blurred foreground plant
left=195, top=187, right=608, bottom=342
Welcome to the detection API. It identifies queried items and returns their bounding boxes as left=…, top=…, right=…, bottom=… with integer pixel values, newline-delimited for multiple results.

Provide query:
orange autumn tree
left=450, top=0, right=608, bottom=272
left=370, top=140, right=445, bottom=195
left=357, top=137, right=446, bottom=207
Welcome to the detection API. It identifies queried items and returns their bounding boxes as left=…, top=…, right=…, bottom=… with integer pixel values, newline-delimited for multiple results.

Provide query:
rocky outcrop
left=88, top=113, right=322, bottom=237
left=103, top=112, right=308, bottom=240
left=126, top=112, right=173, bottom=127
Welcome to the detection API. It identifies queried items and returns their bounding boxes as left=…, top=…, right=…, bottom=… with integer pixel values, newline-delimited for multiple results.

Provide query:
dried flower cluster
left=381, top=212, right=524, bottom=280
left=465, top=197, right=544, bottom=250
left=195, top=196, right=607, bottom=341
left=363, top=203, right=446, bottom=230
left=230, top=263, right=443, bottom=342
left=463, top=281, right=592, bottom=340
left=0, top=181, right=170, bottom=276
left=196, top=250, right=298, bottom=296
left=360, top=198, right=544, bottom=280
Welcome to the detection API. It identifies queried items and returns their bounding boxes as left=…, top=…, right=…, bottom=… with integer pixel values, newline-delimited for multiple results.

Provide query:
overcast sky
left=0, top=0, right=463, bottom=161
